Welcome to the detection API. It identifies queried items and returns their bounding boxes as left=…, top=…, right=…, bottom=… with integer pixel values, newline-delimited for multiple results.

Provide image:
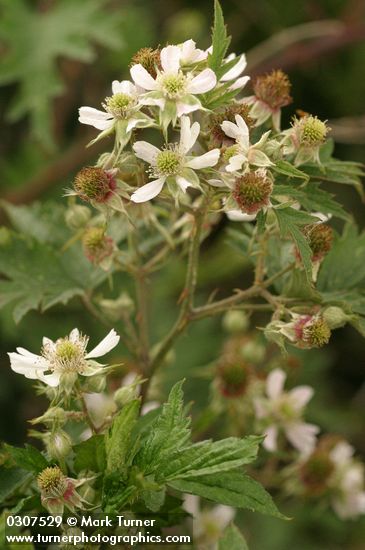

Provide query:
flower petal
left=187, top=69, right=216, bottom=94
left=176, top=175, right=192, bottom=192
left=86, top=329, right=120, bottom=359
left=289, top=386, right=314, bottom=410
left=130, top=178, right=166, bottom=203
left=180, top=39, right=207, bottom=64
left=112, top=80, right=136, bottom=95
left=160, top=45, right=181, bottom=73
left=221, top=54, right=247, bottom=81
left=285, top=422, right=319, bottom=456
left=186, top=149, right=220, bottom=169
left=227, top=209, right=257, bottom=222
left=78, top=107, right=114, bottom=131
left=179, top=116, right=200, bottom=154
left=263, top=425, right=278, bottom=452
left=221, top=120, right=242, bottom=141
left=226, top=153, right=246, bottom=173
left=130, top=64, right=157, bottom=91
left=176, top=99, right=201, bottom=117
left=133, top=141, right=160, bottom=164
left=228, top=75, right=250, bottom=91
left=266, top=368, right=286, bottom=399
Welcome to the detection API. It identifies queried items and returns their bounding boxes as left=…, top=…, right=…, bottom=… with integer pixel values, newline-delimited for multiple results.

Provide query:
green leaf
left=157, top=436, right=261, bottom=483
left=219, top=524, right=249, bottom=550
left=273, top=160, right=309, bottom=181
left=3, top=444, right=48, bottom=473
left=318, top=225, right=365, bottom=292
left=142, top=487, right=166, bottom=512
left=169, top=471, right=285, bottom=519
left=105, top=399, right=140, bottom=475
left=0, top=467, right=31, bottom=503
left=302, top=159, right=365, bottom=199
left=208, top=0, right=231, bottom=78
left=135, top=381, right=191, bottom=474
left=0, top=232, right=109, bottom=323
left=0, top=0, right=124, bottom=147
left=272, top=183, right=350, bottom=221
left=73, top=435, right=106, bottom=474
left=274, top=208, right=315, bottom=280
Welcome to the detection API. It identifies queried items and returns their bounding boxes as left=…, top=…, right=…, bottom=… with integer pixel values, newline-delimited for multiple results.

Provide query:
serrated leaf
left=105, top=399, right=140, bottom=475
left=142, top=487, right=166, bottom=512
left=317, top=225, right=365, bottom=292
left=274, top=208, right=315, bottom=280
left=3, top=444, right=48, bottom=473
left=0, top=232, right=109, bottom=322
left=0, top=0, right=124, bottom=147
left=135, top=381, right=191, bottom=474
left=219, top=524, right=249, bottom=550
left=157, top=436, right=261, bottom=483
left=273, top=160, right=309, bottom=181
left=169, top=471, right=285, bottom=519
left=208, top=0, right=231, bottom=78
left=73, top=435, right=106, bottom=474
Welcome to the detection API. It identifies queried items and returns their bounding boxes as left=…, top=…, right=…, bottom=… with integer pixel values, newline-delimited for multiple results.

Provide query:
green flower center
left=298, top=116, right=328, bottom=146
left=160, top=72, right=186, bottom=98
left=103, top=93, right=134, bottom=118
left=155, top=148, right=182, bottom=176
left=233, top=171, right=272, bottom=214
left=74, top=167, right=111, bottom=202
left=38, top=466, right=67, bottom=495
left=56, top=341, right=80, bottom=362
left=223, top=145, right=239, bottom=162
left=303, top=317, right=331, bottom=347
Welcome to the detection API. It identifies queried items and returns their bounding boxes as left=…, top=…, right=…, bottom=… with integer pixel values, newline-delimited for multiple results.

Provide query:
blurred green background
left=0, top=0, right=365, bottom=548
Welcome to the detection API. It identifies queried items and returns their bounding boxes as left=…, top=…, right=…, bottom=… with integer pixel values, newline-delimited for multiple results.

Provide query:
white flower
left=131, top=116, right=220, bottom=203
left=79, top=80, right=153, bottom=147
left=254, top=368, right=319, bottom=456
left=130, top=45, right=216, bottom=127
left=328, top=441, right=365, bottom=520
left=8, top=329, right=120, bottom=387
left=184, top=495, right=235, bottom=549
left=221, top=114, right=273, bottom=172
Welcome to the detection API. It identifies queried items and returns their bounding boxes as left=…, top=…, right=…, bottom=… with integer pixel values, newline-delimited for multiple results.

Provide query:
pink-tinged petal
left=289, top=386, right=314, bottom=411
left=266, top=368, right=286, bottom=399
left=186, top=149, right=220, bottom=169
left=285, top=422, right=319, bottom=456
left=228, top=75, right=250, bottom=91
left=130, top=64, right=157, bottom=91
left=176, top=176, right=192, bottom=192
left=78, top=107, right=114, bottom=131
left=131, top=178, right=166, bottom=203
left=187, top=69, right=216, bottom=94
left=221, top=54, right=247, bottom=81
left=133, top=141, right=160, bottom=164
left=160, top=45, right=181, bottom=73
left=263, top=425, right=278, bottom=452
left=179, top=116, right=200, bottom=154
left=86, top=329, right=120, bottom=359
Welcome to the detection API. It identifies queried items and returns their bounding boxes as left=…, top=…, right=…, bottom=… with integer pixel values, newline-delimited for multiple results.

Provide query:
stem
left=78, top=390, right=99, bottom=435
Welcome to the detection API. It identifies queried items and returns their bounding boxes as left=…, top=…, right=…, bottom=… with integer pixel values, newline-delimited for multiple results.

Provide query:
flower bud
left=305, top=223, right=333, bottom=261
left=323, top=306, right=349, bottom=329
left=65, top=204, right=91, bottom=230
left=99, top=292, right=135, bottom=321
left=253, top=69, right=292, bottom=110
left=233, top=170, right=272, bottom=214
left=130, top=47, right=161, bottom=78
left=30, top=406, right=67, bottom=426
left=241, top=340, right=266, bottom=364
left=82, top=374, right=107, bottom=393
left=222, top=310, right=250, bottom=333
left=74, top=166, right=116, bottom=203
left=46, top=430, right=72, bottom=460
left=217, top=358, right=250, bottom=397
left=82, top=227, right=114, bottom=266
left=114, top=385, right=138, bottom=408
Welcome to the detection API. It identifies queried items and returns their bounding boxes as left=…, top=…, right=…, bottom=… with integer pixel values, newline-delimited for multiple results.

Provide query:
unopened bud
left=65, top=204, right=91, bottom=230
left=114, top=385, right=138, bottom=408
left=99, top=292, right=135, bottom=321
left=323, top=306, right=349, bottom=329
left=82, top=227, right=114, bottom=266
left=241, top=340, right=266, bottom=363
left=222, top=310, right=250, bottom=333
left=82, top=375, right=106, bottom=393
left=46, top=430, right=72, bottom=460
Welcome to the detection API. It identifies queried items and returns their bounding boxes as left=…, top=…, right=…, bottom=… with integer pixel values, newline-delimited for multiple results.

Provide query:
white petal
left=69, top=328, right=80, bottom=343
left=42, top=337, right=55, bottom=349
left=221, top=54, right=247, bottom=81
left=266, top=368, right=286, bottom=399
left=330, top=441, right=354, bottom=465
left=130, top=64, right=157, bottom=91
left=112, top=80, right=136, bottom=96
left=221, top=120, right=241, bottom=141
left=207, top=178, right=226, bottom=188
left=141, top=401, right=160, bottom=415
left=210, top=505, right=235, bottom=528
left=228, top=75, right=251, bottom=91
left=187, top=69, right=216, bottom=94
left=78, top=107, right=114, bottom=131
left=160, top=45, right=181, bottom=73
left=8, top=352, right=54, bottom=384
left=227, top=209, right=256, bottom=222
left=181, top=39, right=207, bottom=64
left=248, top=149, right=273, bottom=167
left=226, top=153, right=246, bottom=173
left=186, top=149, right=220, bottom=169
left=86, top=329, right=120, bottom=359
left=176, top=100, right=200, bottom=117
left=176, top=176, right=192, bottom=192
left=263, top=425, right=278, bottom=452
left=285, top=422, right=319, bottom=456
left=37, top=371, right=61, bottom=387
left=131, top=178, right=166, bottom=203
left=179, top=116, right=200, bottom=154
left=288, top=386, right=314, bottom=411
left=133, top=141, right=160, bottom=164
left=139, top=95, right=166, bottom=110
